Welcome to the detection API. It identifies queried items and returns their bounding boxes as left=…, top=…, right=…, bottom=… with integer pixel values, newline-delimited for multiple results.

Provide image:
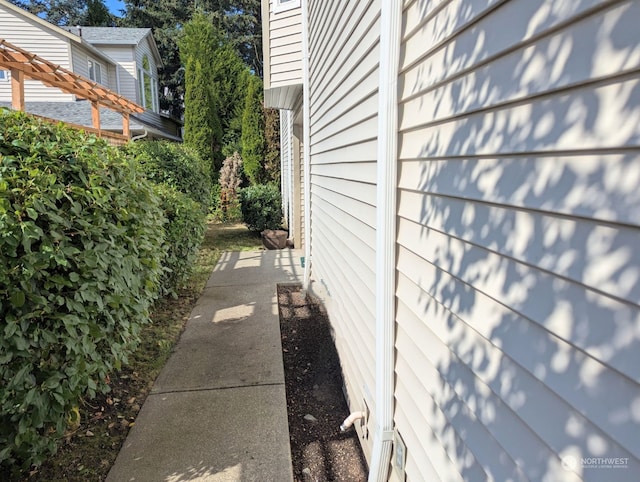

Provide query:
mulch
left=278, top=284, right=368, bottom=482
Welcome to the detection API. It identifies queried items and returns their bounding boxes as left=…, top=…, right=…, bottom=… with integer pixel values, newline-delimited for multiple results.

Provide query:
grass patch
left=15, top=221, right=262, bottom=482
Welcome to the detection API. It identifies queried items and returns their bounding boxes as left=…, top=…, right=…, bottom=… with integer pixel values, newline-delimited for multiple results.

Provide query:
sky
left=105, top=0, right=125, bottom=17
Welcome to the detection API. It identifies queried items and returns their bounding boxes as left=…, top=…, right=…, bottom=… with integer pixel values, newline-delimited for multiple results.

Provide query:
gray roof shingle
left=64, top=27, right=151, bottom=45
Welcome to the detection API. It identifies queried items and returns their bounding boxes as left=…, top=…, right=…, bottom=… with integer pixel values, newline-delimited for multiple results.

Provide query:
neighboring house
left=0, top=0, right=181, bottom=140
left=264, top=1, right=640, bottom=482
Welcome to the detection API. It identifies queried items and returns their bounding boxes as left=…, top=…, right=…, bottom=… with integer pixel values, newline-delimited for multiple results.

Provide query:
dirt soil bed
left=278, top=284, right=368, bottom=482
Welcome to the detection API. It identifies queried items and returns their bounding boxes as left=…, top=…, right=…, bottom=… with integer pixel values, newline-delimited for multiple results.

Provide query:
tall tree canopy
left=179, top=12, right=223, bottom=172
left=9, top=0, right=114, bottom=26
left=122, top=0, right=261, bottom=119
left=241, top=75, right=266, bottom=185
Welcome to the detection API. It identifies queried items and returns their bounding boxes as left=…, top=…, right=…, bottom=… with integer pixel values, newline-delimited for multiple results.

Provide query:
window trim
left=0, top=70, right=8, bottom=81
left=87, top=58, right=102, bottom=84
left=138, top=54, right=158, bottom=112
left=273, top=0, right=300, bottom=13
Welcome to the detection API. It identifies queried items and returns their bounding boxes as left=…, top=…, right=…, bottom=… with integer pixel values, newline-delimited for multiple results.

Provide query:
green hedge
left=124, top=141, right=208, bottom=295
left=239, top=183, right=282, bottom=232
left=125, top=141, right=211, bottom=210
left=154, top=184, right=206, bottom=296
left=0, top=110, right=165, bottom=469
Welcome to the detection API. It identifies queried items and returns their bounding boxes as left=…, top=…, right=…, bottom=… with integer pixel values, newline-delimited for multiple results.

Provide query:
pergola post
left=90, top=101, right=100, bottom=133
left=122, top=112, right=130, bottom=139
left=11, top=68, right=24, bottom=111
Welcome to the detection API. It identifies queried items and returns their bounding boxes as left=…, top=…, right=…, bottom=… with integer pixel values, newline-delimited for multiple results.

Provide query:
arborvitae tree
left=263, top=107, right=280, bottom=185
left=241, top=75, right=266, bottom=185
left=121, top=0, right=262, bottom=118
left=179, top=13, right=223, bottom=173
left=212, top=46, right=249, bottom=158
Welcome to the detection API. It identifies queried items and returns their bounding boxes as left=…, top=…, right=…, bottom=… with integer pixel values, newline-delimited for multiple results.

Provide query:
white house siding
left=280, top=109, right=292, bottom=228
left=307, top=0, right=380, bottom=458
left=298, top=135, right=305, bottom=249
left=94, top=45, right=137, bottom=100
left=395, top=1, right=640, bottom=481
left=268, top=0, right=302, bottom=87
left=69, top=43, right=116, bottom=90
left=292, top=134, right=304, bottom=249
left=0, top=6, right=73, bottom=101
left=135, top=36, right=158, bottom=110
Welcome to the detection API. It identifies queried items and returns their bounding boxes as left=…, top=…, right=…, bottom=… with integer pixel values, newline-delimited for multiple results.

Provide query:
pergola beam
left=0, top=38, right=144, bottom=115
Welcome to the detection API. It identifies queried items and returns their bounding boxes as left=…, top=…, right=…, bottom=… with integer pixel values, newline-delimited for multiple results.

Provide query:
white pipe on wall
left=287, top=110, right=294, bottom=235
left=280, top=109, right=286, bottom=221
left=369, top=0, right=402, bottom=481
left=301, top=0, right=311, bottom=289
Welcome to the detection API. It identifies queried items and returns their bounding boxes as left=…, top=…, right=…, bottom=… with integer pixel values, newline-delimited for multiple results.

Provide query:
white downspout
left=370, top=1, right=401, bottom=481
left=280, top=109, right=286, bottom=221
left=287, top=110, right=294, bottom=234
left=301, top=0, right=311, bottom=289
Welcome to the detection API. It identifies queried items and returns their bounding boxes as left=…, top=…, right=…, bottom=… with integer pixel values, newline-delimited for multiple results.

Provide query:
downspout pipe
left=370, top=1, right=402, bottom=481
left=280, top=110, right=286, bottom=222
left=287, top=110, right=294, bottom=234
left=301, top=0, right=312, bottom=290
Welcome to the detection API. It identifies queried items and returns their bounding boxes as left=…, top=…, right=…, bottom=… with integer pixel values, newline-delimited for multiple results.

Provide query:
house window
left=273, top=0, right=300, bottom=13
left=138, top=54, right=158, bottom=112
left=88, top=59, right=102, bottom=84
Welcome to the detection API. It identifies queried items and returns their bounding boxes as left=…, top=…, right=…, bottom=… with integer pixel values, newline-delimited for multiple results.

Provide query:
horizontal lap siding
left=280, top=110, right=291, bottom=228
left=0, top=7, right=73, bottom=101
left=96, top=46, right=137, bottom=100
left=308, top=0, right=380, bottom=458
left=396, top=0, right=640, bottom=481
left=268, top=1, right=302, bottom=87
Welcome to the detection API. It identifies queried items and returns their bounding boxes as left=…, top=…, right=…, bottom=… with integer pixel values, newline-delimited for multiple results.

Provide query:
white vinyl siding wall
left=135, top=37, right=160, bottom=123
left=70, top=43, right=115, bottom=90
left=0, top=7, right=73, bottom=101
left=95, top=45, right=137, bottom=100
left=298, top=136, right=305, bottom=249
left=307, top=0, right=380, bottom=458
left=268, top=0, right=303, bottom=87
left=395, top=1, right=640, bottom=481
left=280, top=109, right=293, bottom=229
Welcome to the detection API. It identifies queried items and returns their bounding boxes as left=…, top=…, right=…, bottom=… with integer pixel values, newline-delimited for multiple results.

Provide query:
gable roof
left=67, top=26, right=163, bottom=68
left=0, top=0, right=115, bottom=66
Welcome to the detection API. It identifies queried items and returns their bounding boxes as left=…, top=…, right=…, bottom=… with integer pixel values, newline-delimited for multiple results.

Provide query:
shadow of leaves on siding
left=402, top=1, right=640, bottom=480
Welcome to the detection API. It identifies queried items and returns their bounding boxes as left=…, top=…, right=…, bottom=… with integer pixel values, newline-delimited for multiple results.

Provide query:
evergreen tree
left=122, top=0, right=261, bottom=119
left=180, top=13, right=224, bottom=173
left=263, top=107, right=280, bottom=185
left=9, top=0, right=114, bottom=26
left=84, top=0, right=114, bottom=26
left=241, top=75, right=266, bottom=185
left=214, top=48, right=249, bottom=158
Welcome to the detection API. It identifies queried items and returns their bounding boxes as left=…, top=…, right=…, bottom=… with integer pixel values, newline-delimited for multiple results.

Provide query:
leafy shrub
left=154, top=184, right=207, bottom=296
left=239, top=183, right=282, bottom=232
left=125, top=141, right=211, bottom=210
left=0, top=110, right=165, bottom=469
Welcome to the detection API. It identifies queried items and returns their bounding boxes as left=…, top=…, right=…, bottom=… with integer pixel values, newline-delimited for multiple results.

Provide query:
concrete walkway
left=107, top=249, right=303, bottom=482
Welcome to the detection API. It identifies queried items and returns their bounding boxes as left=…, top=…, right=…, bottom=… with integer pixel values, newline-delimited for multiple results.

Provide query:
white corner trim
left=287, top=110, right=294, bottom=234
left=370, top=1, right=402, bottom=481
left=272, top=0, right=300, bottom=14
left=301, top=0, right=311, bottom=289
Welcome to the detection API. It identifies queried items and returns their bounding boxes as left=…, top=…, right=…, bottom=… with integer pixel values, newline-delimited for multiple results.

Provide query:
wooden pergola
left=0, top=38, right=144, bottom=142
